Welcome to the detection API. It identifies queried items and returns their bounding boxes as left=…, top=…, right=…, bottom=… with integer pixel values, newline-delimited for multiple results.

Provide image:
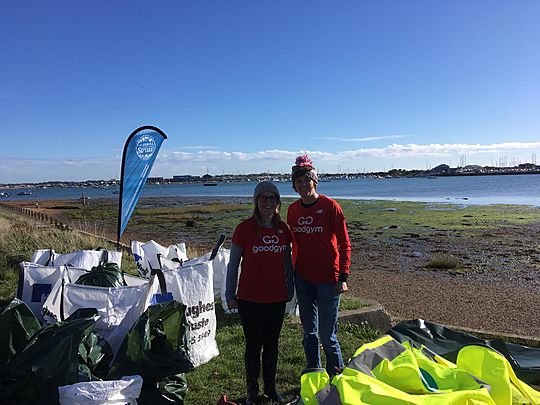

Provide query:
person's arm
left=333, top=204, right=352, bottom=294
left=225, top=243, right=243, bottom=309
left=284, top=244, right=294, bottom=301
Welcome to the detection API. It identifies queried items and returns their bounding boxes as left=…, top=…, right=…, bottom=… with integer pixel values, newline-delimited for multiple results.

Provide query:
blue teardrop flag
left=117, top=126, right=167, bottom=244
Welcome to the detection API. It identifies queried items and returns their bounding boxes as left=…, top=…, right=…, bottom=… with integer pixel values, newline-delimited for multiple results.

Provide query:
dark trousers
left=237, top=299, right=286, bottom=393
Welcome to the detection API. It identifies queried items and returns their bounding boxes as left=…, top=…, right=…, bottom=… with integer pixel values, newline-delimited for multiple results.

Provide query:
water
left=1, top=174, right=540, bottom=206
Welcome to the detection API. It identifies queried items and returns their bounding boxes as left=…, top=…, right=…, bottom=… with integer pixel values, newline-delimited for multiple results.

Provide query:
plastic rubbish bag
left=58, top=375, right=143, bottom=405
left=75, top=262, right=127, bottom=287
left=108, top=301, right=194, bottom=404
left=0, top=298, right=42, bottom=371
left=0, top=306, right=103, bottom=405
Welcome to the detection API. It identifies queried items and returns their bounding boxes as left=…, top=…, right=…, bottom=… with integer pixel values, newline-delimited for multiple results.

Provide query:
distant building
left=430, top=164, right=451, bottom=175
left=460, top=165, right=483, bottom=173
left=147, top=177, right=164, bottom=184
left=518, top=163, right=537, bottom=170
left=172, top=175, right=194, bottom=182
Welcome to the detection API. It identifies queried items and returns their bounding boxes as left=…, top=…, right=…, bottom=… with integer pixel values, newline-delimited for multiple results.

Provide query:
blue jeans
left=295, top=273, right=343, bottom=375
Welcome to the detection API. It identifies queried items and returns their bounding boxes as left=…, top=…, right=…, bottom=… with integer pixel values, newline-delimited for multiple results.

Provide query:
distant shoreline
left=1, top=167, right=540, bottom=189
left=2, top=174, right=539, bottom=207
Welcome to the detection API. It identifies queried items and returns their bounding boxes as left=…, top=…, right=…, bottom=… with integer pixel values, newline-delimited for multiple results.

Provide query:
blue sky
left=1, top=0, right=539, bottom=183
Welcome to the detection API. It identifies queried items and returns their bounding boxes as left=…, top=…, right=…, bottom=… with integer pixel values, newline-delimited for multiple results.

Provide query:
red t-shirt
left=232, top=217, right=292, bottom=303
left=287, top=195, right=351, bottom=283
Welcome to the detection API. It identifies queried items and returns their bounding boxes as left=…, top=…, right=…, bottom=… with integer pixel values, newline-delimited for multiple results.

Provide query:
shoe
left=246, top=384, right=259, bottom=405
left=264, top=390, right=285, bottom=404
left=245, top=394, right=257, bottom=405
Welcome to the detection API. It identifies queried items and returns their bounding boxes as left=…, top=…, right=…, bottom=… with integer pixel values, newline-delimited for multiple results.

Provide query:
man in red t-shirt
left=287, top=155, right=351, bottom=376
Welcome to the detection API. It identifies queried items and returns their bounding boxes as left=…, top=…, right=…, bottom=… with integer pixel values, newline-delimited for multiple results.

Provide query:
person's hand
left=227, top=299, right=238, bottom=310
left=336, top=281, right=348, bottom=294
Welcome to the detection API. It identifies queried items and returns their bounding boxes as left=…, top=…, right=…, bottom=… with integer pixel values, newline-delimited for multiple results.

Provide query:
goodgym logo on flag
left=136, top=135, right=157, bottom=160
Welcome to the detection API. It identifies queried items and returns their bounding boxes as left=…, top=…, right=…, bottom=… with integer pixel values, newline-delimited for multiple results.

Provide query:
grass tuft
left=425, top=255, right=461, bottom=270
left=339, top=295, right=370, bottom=311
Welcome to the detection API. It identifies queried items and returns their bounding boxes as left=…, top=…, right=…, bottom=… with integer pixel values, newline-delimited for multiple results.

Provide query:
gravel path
left=350, top=268, right=539, bottom=338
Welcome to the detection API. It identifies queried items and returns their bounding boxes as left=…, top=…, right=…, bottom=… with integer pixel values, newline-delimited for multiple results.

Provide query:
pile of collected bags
left=298, top=319, right=540, bottom=404
left=1, top=238, right=229, bottom=405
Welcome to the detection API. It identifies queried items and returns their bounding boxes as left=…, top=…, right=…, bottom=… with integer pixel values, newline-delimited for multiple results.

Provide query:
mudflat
left=7, top=196, right=540, bottom=338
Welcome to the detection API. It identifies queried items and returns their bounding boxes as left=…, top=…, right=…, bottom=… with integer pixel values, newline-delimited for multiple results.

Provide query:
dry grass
left=0, top=210, right=134, bottom=299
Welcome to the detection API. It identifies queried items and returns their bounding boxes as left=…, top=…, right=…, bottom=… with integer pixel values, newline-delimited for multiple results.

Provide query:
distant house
left=518, top=163, right=537, bottom=170
left=147, top=177, right=164, bottom=184
left=172, top=175, right=194, bottom=182
left=430, top=164, right=451, bottom=175
left=461, top=165, right=483, bottom=173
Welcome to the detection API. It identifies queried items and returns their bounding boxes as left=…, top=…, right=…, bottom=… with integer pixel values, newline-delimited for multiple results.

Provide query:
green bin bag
left=0, top=305, right=102, bottom=405
left=75, top=262, right=127, bottom=287
left=108, top=300, right=194, bottom=404
left=0, top=298, right=42, bottom=371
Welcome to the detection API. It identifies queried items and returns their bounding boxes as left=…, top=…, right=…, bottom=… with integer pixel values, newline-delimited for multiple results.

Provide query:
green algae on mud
left=26, top=197, right=540, bottom=251
left=337, top=199, right=540, bottom=239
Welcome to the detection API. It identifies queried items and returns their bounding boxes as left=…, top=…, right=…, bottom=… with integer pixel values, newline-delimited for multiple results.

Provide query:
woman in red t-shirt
left=225, top=181, right=293, bottom=405
left=287, top=155, right=352, bottom=377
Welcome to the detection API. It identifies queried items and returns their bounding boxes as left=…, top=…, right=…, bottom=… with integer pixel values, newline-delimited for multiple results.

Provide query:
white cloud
left=172, top=145, right=216, bottom=150
left=2, top=141, right=539, bottom=182
left=323, top=135, right=409, bottom=142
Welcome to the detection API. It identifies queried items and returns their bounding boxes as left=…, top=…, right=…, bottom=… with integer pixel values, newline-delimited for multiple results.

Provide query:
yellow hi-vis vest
left=299, top=336, right=540, bottom=405
left=455, top=345, right=540, bottom=405
left=299, top=335, right=495, bottom=405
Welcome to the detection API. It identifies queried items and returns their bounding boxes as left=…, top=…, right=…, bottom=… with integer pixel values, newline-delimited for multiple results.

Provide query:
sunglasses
left=258, top=195, right=278, bottom=203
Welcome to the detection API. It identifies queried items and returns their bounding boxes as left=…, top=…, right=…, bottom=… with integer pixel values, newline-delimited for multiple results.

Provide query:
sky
left=1, top=0, right=539, bottom=183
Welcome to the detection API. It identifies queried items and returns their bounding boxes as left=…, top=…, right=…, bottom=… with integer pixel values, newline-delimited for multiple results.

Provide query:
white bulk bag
left=58, top=375, right=143, bottom=405
left=123, top=273, right=149, bottom=286
left=183, top=247, right=230, bottom=299
left=131, top=240, right=187, bottom=278
left=147, top=262, right=219, bottom=368
left=42, top=275, right=150, bottom=355
left=17, top=263, right=87, bottom=321
left=30, top=249, right=122, bottom=270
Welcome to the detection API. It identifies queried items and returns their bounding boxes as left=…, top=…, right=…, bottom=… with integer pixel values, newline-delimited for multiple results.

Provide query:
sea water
left=2, top=174, right=540, bottom=207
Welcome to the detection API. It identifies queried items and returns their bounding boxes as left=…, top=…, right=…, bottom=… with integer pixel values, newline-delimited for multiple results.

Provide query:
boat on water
left=203, top=182, right=218, bottom=186
left=17, top=191, right=33, bottom=196
left=0, top=192, right=10, bottom=197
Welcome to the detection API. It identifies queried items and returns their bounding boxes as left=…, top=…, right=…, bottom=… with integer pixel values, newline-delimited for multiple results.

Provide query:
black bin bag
left=0, top=298, right=42, bottom=371
left=75, top=261, right=127, bottom=287
left=389, top=319, right=540, bottom=386
left=108, top=300, right=195, bottom=404
left=0, top=302, right=104, bottom=405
